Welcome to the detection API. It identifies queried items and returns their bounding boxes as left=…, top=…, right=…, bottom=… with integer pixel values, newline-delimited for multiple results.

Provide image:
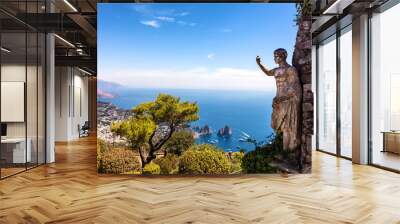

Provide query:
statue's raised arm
left=256, top=56, right=274, bottom=76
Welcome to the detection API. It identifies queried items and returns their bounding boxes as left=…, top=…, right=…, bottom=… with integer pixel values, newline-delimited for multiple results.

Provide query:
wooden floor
left=1, top=136, right=400, bottom=224
left=372, top=151, right=400, bottom=171
left=0, top=167, right=26, bottom=178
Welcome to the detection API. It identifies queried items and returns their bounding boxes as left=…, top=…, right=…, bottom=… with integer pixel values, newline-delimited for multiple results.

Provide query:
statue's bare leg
left=283, top=129, right=298, bottom=151
left=283, top=130, right=290, bottom=151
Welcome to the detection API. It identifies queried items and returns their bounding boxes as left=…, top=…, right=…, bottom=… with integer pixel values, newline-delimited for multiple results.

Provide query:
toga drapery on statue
left=256, top=48, right=302, bottom=151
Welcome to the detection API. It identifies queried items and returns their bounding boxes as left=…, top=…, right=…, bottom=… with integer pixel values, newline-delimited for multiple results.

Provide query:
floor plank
left=0, top=136, right=399, bottom=224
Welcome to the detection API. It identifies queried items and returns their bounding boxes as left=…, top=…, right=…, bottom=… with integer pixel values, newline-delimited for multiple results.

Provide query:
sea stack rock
left=217, top=125, right=232, bottom=138
left=191, top=125, right=213, bottom=137
left=192, top=126, right=201, bottom=132
left=199, top=125, right=212, bottom=136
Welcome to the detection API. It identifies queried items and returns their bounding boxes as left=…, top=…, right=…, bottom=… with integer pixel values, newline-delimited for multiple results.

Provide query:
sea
left=99, top=88, right=274, bottom=152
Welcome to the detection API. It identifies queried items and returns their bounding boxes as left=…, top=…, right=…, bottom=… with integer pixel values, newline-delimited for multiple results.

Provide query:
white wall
left=1, top=65, right=26, bottom=138
left=1, top=65, right=40, bottom=138
left=1, top=62, right=47, bottom=164
left=55, top=66, right=69, bottom=141
left=55, top=67, right=89, bottom=141
left=72, top=72, right=89, bottom=138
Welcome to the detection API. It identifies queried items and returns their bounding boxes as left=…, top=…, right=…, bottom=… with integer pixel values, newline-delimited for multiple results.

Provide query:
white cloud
left=215, top=68, right=257, bottom=76
left=133, top=5, right=176, bottom=17
left=140, top=20, right=160, bottom=28
left=156, top=16, right=175, bottom=22
left=207, top=53, right=215, bottom=60
left=133, top=5, right=190, bottom=19
left=141, top=17, right=195, bottom=28
left=222, top=28, right=232, bottom=33
left=99, top=67, right=276, bottom=92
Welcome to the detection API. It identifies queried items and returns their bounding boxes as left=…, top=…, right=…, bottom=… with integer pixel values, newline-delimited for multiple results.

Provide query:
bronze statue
left=256, top=48, right=302, bottom=151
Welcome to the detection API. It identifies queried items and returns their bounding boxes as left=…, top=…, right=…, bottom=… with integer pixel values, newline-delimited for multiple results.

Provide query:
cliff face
left=97, top=89, right=116, bottom=99
left=97, top=80, right=126, bottom=99
left=292, top=4, right=313, bottom=173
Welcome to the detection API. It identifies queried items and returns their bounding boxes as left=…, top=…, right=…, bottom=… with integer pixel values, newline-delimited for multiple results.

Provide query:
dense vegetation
left=97, top=148, right=141, bottom=174
left=241, top=133, right=285, bottom=173
left=154, top=154, right=180, bottom=174
left=143, top=162, right=161, bottom=174
left=179, top=144, right=232, bottom=175
left=164, top=130, right=195, bottom=156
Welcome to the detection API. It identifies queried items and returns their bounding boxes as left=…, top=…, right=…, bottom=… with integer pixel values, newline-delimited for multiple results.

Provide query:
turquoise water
left=99, top=88, right=273, bottom=152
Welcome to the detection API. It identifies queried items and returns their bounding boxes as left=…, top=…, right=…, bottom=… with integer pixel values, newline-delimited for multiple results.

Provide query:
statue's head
left=273, top=48, right=287, bottom=64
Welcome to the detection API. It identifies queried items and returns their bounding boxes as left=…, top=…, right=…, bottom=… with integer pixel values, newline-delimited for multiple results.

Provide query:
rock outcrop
left=217, top=125, right=232, bottom=138
left=192, top=125, right=213, bottom=137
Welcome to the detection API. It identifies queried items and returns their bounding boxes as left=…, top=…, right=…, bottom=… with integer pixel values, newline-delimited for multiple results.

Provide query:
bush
left=241, top=134, right=283, bottom=173
left=179, top=144, right=231, bottom=174
left=98, top=148, right=140, bottom=174
left=143, top=162, right=161, bottom=174
left=97, top=140, right=105, bottom=172
left=97, top=139, right=109, bottom=153
left=154, top=154, right=180, bottom=174
left=241, top=148, right=277, bottom=173
left=163, top=130, right=195, bottom=156
left=229, top=152, right=244, bottom=174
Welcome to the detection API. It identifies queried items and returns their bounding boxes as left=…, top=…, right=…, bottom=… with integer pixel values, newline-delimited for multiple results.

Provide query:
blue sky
left=98, top=3, right=298, bottom=91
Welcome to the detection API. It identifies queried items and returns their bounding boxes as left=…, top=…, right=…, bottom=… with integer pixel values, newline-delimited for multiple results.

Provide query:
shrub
left=179, top=144, right=231, bottom=174
left=241, top=148, right=277, bottom=173
left=97, top=147, right=102, bottom=173
left=229, top=152, right=244, bottom=174
left=154, top=154, right=180, bottom=174
left=98, top=148, right=140, bottom=174
left=97, top=139, right=109, bottom=153
left=163, top=130, right=195, bottom=156
left=97, top=140, right=105, bottom=172
left=143, top=162, right=161, bottom=174
left=241, top=134, right=283, bottom=173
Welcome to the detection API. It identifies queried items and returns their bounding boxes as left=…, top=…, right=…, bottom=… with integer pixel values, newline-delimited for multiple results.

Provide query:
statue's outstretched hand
left=256, top=56, right=261, bottom=64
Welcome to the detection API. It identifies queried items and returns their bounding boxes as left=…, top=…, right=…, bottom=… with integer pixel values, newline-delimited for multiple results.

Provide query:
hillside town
left=97, top=101, right=131, bottom=143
